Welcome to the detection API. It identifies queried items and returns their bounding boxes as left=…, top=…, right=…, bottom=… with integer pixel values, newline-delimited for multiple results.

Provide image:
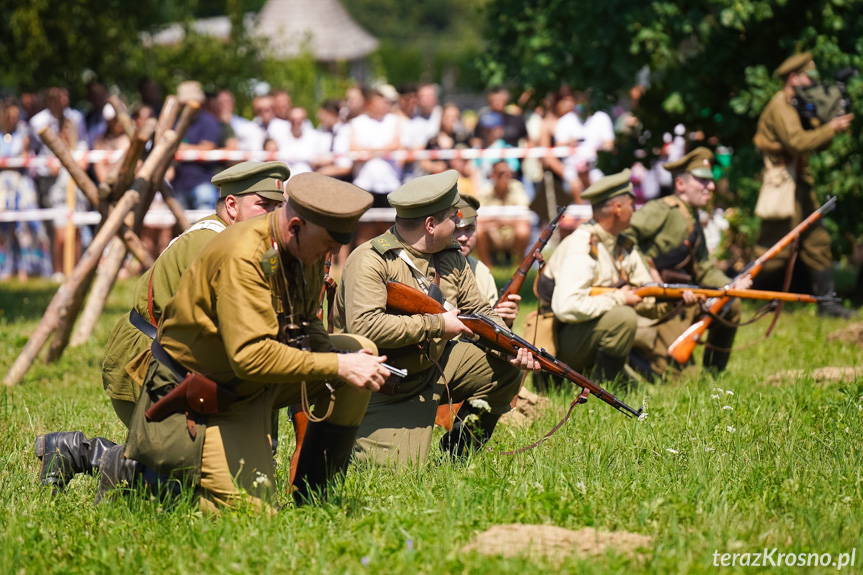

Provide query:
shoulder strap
left=663, top=195, right=694, bottom=234
left=370, top=232, right=401, bottom=255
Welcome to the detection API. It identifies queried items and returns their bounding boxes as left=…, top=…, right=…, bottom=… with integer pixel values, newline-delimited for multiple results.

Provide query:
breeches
left=352, top=340, right=521, bottom=468
left=555, top=306, right=639, bottom=371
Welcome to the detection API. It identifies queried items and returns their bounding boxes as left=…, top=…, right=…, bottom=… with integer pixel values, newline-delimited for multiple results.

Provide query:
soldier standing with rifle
left=334, top=170, right=536, bottom=466
left=35, top=161, right=286, bottom=494
left=754, top=51, right=854, bottom=318
left=627, top=148, right=752, bottom=377
left=97, top=174, right=391, bottom=512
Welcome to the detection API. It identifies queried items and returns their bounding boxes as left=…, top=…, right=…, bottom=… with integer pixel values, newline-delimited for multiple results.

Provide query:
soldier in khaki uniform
left=540, top=169, right=667, bottom=383
left=628, top=148, right=752, bottom=377
left=35, top=162, right=286, bottom=493
left=753, top=52, right=854, bottom=318
left=453, top=194, right=520, bottom=326
left=97, top=173, right=391, bottom=513
left=334, top=170, right=535, bottom=467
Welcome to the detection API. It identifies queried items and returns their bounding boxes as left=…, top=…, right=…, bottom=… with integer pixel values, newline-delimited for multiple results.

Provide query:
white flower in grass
left=705, top=446, right=715, bottom=453
left=713, top=387, right=724, bottom=394
left=576, top=481, right=586, bottom=492
left=842, top=496, right=852, bottom=503
left=666, top=448, right=679, bottom=455
left=469, top=399, right=491, bottom=413
left=726, top=426, right=736, bottom=433
left=710, top=394, right=720, bottom=400
left=722, top=406, right=734, bottom=411
left=725, top=390, right=734, bottom=396
left=252, top=471, right=272, bottom=489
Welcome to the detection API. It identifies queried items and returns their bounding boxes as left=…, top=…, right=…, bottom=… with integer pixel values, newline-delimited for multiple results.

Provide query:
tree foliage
left=481, top=0, right=863, bottom=255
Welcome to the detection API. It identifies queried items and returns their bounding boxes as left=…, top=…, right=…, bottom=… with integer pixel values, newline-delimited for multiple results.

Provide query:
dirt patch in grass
left=827, top=322, right=863, bottom=349
left=462, top=524, right=652, bottom=564
left=499, top=387, right=551, bottom=427
left=767, top=367, right=863, bottom=386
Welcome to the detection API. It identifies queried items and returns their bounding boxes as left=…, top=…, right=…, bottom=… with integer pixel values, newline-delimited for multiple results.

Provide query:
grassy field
left=1, top=270, right=862, bottom=574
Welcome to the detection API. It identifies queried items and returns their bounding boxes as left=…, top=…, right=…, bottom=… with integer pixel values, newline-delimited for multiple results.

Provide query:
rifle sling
left=499, top=388, right=590, bottom=455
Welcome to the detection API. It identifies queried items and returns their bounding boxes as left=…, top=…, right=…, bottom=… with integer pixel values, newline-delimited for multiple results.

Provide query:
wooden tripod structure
left=4, top=97, right=198, bottom=386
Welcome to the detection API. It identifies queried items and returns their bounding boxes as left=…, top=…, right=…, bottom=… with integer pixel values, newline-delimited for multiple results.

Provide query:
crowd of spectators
left=1, top=78, right=698, bottom=281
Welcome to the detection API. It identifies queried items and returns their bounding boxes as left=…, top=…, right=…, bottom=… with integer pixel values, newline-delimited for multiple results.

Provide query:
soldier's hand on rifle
left=442, top=308, right=474, bottom=340
left=829, top=113, right=854, bottom=133
left=494, top=294, right=521, bottom=327
left=337, top=350, right=391, bottom=391
left=681, top=290, right=703, bottom=306
left=621, top=285, right=643, bottom=306
left=509, top=346, right=541, bottom=372
left=730, top=275, right=753, bottom=290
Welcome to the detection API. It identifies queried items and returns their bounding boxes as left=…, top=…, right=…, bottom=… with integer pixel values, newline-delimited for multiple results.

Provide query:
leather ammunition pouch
left=145, top=371, right=237, bottom=423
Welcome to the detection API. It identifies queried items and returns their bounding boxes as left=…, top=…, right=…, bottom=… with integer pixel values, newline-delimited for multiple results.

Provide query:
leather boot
left=95, top=444, right=143, bottom=505
left=292, top=421, right=358, bottom=506
left=812, top=268, right=853, bottom=319
left=592, top=350, right=628, bottom=385
left=35, top=431, right=116, bottom=493
left=439, top=402, right=501, bottom=459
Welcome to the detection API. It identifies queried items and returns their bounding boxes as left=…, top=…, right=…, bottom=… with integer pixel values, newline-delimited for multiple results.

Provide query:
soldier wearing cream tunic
left=542, top=169, right=666, bottom=383
left=334, top=170, right=529, bottom=467
left=97, top=173, right=391, bottom=513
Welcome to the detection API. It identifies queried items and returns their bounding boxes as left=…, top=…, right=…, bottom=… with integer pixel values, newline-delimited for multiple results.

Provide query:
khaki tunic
left=753, top=90, right=834, bottom=273
left=468, top=255, right=499, bottom=307
left=628, top=198, right=740, bottom=376
left=334, top=227, right=520, bottom=466
left=102, top=214, right=227, bottom=424
left=130, top=212, right=369, bottom=511
left=543, top=221, right=665, bottom=371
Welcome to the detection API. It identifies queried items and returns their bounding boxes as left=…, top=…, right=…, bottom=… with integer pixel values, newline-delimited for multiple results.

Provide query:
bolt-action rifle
left=386, top=280, right=642, bottom=419
left=494, top=205, right=566, bottom=308
left=590, top=283, right=839, bottom=304
left=667, top=196, right=838, bottom=364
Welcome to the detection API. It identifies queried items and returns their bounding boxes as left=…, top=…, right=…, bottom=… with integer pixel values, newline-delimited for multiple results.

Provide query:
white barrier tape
left=0, top=145, right=584, bottom=169
left=0, top=204, right=593, bottom=227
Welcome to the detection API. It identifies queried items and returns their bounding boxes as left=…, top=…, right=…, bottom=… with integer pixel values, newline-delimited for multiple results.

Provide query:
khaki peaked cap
left=455, top=194, right=480, bottom=227
left=581, top=168, right=633, bottom=206
left=286, top=173, right=373, bottom=244
left=211, top=161, right=289, bottom=201
left=775, top=52, right=813, bottom=78
left=388, top=170, right=460, bottom=218
left=663, top=147, right=714, bottom=180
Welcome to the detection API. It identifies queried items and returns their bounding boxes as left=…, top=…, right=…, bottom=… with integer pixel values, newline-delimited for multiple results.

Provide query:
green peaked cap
left=581, top=168, right=633, bottom=206
left=388, top=170, right=460, bottom=218
left=455, top=194, right=480, bottom=227
left=663, top=147, right=714, bottom=180
left=211, top=161, right=289, bottom=201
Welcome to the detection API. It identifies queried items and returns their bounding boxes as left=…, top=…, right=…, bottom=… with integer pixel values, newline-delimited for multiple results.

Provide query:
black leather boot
left=35, top=431, right=116, bottom=493
left=292, top=421, right=358, bottom=506
left=592, top=350, right=628, bottom=385
left=439, top=402, right=502, bottom=459
left=95, top=444, right=143, bottom=505
left=812, top=269, right=853, bottom=319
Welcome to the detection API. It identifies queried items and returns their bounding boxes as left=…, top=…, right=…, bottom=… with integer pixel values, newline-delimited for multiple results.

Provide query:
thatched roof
left=141, top=0, right=378, bottom=62
left=255, top=0, right=379, bottom=61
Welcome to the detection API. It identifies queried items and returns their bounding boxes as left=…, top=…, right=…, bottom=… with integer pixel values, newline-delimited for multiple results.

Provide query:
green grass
left=1, top=271, right=862, bottom=574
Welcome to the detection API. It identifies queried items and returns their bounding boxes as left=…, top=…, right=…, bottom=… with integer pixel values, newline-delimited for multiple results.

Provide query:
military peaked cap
left=455, top=194, right=480, bottom=227
left=388, top=170, right=461, bottom=218
left=286, top=173, right=373, bottom=244
left=775, top=52, right=813, bottom=78
left=663, top=147, right=714, bottom=180
left=211, top=161, right=289, bottom=201
left=581, top=168, right=633, bottom=206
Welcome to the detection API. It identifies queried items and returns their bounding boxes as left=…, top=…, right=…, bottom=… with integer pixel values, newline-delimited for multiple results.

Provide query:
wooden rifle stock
left=494, top=206, right=566, bottom=308
left=386, top=281, right=642, bottom=418
left=667, top=196, right=838, bottom=364
left=589, top=284, right=836, bottom=304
